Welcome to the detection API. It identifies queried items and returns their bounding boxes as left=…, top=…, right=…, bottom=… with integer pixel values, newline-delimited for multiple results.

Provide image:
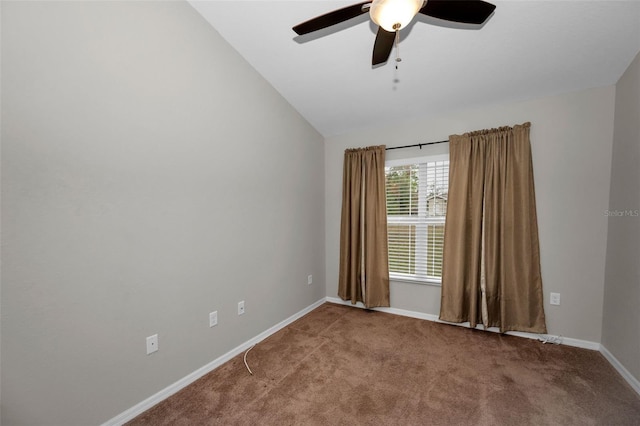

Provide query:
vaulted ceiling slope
left=190, top=1, right=640, bottom=137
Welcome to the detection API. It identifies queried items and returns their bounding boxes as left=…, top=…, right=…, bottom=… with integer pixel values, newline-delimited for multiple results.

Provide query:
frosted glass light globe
left=370, top=0, right=424, bottom=32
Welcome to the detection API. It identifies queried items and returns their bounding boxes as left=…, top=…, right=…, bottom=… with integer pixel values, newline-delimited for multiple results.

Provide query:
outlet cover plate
left=209, top=311, right=218, bottom=327
left=238, top=300, right=245, bottom=315
left=146, top=334, right=158, bottom=355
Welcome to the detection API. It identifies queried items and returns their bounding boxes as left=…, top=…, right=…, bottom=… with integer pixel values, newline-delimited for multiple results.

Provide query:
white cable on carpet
left=244, top=344, right=256, bottom=375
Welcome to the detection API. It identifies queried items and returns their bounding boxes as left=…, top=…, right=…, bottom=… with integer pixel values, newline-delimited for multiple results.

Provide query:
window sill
left=389, top=276, right=442, bottom=287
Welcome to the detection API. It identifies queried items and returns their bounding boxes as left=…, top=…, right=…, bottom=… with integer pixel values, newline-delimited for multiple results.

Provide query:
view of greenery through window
left=385, top=160, right=449, bottom=281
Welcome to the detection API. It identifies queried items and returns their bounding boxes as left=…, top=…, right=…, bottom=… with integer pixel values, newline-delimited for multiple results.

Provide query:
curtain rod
left=385, top=140, right=449, bottom=151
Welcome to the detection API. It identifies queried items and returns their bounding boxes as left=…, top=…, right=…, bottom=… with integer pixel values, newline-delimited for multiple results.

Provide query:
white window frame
left=386, top=155, right=449, bottom=286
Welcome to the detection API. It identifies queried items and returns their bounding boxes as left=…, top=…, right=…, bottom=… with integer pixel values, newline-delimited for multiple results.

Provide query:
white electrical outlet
left=209, top=311, right=218, bottom=327
left=550, top=293, right=561, bottom=306
left=146, top=334, right=158, bottom=355
left=238, top=300, right=245, bottom=315
left=308, top=275, right=313, bottom=285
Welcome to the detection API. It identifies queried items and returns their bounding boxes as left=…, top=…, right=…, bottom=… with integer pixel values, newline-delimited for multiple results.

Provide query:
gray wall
left=325, top=86, right=616, bottom=344
left=1, top=1, right=325, bottom=424
left=602, top=51, right=640, bottom=381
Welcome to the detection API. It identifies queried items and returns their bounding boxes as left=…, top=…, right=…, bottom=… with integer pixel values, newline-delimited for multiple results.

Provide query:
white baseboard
left=326, top=297, right=441, bottom=322
left=102, top=298, right=327, bottom=426
left=325, top=297, right=599, bottom=350
left=599, top=345, right=640, bottom=396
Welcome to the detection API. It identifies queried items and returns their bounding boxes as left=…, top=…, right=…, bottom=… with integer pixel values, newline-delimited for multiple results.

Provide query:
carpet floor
left=127, top=303, right=640, bottom=425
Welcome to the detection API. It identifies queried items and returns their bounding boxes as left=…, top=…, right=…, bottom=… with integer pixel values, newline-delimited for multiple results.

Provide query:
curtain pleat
left=338, top=146, right=390, bottom=308
left=440, top=123, right=547, bottom=333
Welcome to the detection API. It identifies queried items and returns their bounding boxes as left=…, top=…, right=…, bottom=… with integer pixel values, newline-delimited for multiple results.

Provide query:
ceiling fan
left=293, top=0, right=496, bottom=66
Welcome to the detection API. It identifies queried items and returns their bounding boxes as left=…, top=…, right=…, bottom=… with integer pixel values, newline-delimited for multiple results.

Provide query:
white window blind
left=385, top=157, right=449, bottom=283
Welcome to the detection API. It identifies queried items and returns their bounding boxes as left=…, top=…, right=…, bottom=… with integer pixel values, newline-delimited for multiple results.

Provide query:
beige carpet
left=128, top=303, right=640, bottom=425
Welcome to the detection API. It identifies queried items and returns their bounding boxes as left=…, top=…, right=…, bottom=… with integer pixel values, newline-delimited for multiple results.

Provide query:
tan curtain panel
left=440, top=123, right=547, bottom=333
left=338, top=145, right=390, bottom=308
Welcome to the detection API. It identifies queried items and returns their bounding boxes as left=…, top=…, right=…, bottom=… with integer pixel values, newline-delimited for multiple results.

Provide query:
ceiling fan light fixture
left=369, top=0, right=424, bottom=32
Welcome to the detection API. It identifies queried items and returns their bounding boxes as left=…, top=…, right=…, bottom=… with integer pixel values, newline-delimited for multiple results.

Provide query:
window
left=385, top=156, right=449, bottom=284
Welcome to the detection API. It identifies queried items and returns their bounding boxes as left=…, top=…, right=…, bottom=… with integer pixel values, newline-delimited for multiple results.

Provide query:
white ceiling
left=190, top=1, right=640, bottom=137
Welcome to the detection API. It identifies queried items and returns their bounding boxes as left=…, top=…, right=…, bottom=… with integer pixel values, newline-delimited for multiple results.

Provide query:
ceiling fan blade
left=372, top=27, right=396, bottom=66
left=419, top=0, right=496, bottom=25
left=293, top=2, right=372, bottom=35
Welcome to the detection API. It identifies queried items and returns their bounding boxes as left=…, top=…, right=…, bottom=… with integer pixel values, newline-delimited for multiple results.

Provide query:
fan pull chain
left=395, top=30, right=401, bottom=69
